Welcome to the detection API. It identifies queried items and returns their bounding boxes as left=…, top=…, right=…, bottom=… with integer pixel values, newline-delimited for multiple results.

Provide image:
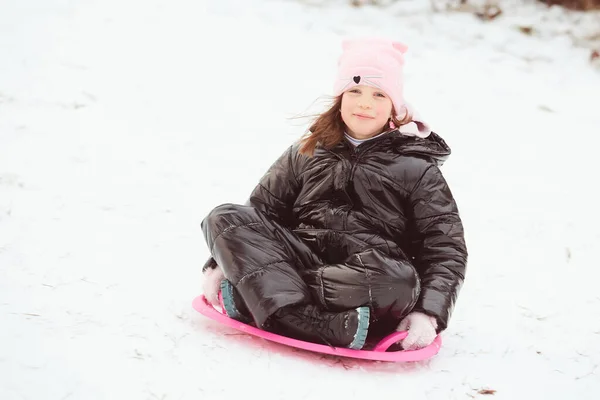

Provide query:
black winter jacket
left=203, top=130, right=467, bottom=331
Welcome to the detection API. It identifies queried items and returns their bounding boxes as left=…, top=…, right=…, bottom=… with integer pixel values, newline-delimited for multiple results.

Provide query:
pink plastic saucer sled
left=192, top=295, right=442, bottom=362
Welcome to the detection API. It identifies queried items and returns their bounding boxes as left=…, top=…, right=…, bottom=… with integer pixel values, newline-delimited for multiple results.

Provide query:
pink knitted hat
left=333, top=38, right=408, bottom=117
left=333, top=38, right=432, bottom=138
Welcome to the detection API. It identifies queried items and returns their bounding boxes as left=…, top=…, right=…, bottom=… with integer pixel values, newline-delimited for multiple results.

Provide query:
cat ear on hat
left=386, top=41, right=408, bottom=65
left=392, top=41, right=408, bottom=54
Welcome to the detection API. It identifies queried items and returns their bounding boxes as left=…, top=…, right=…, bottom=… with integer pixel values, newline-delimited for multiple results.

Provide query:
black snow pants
left=202, top=203, right=420, bottom=330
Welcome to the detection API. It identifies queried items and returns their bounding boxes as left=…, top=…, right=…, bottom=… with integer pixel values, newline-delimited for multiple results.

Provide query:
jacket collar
left=331, top=130, right=452, bottom=166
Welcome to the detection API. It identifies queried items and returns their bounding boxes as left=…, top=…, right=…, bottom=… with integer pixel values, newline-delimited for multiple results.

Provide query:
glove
left=396, top=312, right=438, bottom=350
left=202, top=264, right=225, bottom=306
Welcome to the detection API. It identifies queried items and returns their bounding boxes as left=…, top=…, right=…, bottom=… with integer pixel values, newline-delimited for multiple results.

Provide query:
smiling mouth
left=354, top=113, right=374, bottom=119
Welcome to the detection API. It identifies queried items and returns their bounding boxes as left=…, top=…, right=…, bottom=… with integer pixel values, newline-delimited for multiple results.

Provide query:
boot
left=220, top=280, right=252, bottom=323
left=272, top=304, right=370, bottom=349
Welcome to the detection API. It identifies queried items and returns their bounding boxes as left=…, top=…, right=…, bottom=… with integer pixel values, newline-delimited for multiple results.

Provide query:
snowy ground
left=1, top=0, right=599, bottom=399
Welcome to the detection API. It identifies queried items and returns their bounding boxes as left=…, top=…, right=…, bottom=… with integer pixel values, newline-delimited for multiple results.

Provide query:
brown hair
left=298, top=95, right=412, bottom=157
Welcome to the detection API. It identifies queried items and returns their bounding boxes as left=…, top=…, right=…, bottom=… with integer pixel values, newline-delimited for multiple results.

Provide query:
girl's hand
left=396, top=312, right=438, bottom=350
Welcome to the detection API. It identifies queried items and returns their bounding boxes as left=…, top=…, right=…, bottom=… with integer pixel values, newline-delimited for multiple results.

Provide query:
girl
left=200, top=38, right=468, bottom=351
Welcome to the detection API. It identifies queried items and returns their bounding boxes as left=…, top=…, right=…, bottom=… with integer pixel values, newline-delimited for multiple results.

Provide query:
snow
left=1, top=0, right=599, bottom=399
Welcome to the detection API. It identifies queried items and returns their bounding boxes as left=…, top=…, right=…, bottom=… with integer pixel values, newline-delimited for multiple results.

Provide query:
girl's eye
left=375, top=93, right=386, bottom=98
left=349, top=89, right=361, bottom=94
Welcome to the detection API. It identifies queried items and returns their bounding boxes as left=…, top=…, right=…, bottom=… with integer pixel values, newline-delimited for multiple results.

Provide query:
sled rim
left=192, top=295, right=441, bottom=362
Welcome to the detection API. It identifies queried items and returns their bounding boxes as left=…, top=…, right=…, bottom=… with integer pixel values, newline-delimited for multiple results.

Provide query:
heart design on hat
left=353, top=76, right=361, bottom=84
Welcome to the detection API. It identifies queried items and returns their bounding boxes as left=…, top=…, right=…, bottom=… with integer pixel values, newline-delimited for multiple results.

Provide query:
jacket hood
left=388, top=130, right=451, bottom=166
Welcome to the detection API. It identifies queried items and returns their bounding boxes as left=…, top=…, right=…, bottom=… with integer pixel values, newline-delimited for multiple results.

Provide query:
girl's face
left=340, top=85, right=393, bottom=140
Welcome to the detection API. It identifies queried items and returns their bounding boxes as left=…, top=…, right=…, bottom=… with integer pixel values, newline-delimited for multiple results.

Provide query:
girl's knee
left=202, top=203, right=261, bottom=244
left=203, top=203, right=254, bottom=229
left=354, top=249, right=420, bottom=318
left=352, top=249, right=419, bottom=288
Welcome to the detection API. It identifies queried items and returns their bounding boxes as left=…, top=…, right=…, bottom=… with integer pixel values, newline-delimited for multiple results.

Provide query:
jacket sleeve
left=202, top=145, right=300, bottom=273
left=408, top=164, right=468, bottom=332
left=245, top=145, right=301, bottom=227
